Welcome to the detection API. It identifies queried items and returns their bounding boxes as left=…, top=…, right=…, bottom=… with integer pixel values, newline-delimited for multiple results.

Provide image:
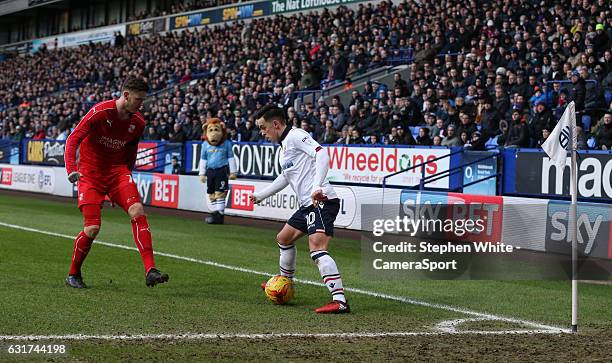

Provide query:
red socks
left=131, top=215, right=156, bottom=274
left=69, top=231, right=93, bottom=276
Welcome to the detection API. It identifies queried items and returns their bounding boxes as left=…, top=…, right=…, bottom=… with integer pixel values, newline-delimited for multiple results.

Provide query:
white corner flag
left=541, top=101, right=576, bottom=168
left=541, top=101, right=579, bottom=333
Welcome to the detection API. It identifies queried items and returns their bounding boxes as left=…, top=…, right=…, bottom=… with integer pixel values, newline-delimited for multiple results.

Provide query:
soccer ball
left=264, top=275, right=294, bottom=304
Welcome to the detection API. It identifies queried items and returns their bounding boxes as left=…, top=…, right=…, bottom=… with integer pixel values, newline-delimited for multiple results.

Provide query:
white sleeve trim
left=198, top=159, right=207, bottom=176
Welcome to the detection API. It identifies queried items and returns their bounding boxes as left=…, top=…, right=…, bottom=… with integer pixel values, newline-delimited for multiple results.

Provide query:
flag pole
left=570, top=112, right=578, bottom=333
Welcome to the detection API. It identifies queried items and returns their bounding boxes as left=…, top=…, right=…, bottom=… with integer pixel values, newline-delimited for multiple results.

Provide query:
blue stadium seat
left=582, top=115, right=591, bottom=131
left=605, top=90, right=612, bottom=106
left=485, top=136, right=499, bottom=149
left=409, top=126, right=419, bottom=139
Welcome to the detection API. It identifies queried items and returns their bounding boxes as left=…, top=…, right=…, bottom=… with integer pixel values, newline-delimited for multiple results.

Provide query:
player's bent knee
left=127, top=203, right=145, bottom=219
left=207, top=194, right=216, bottom=203
left=84, top=225, right=100, bottom=239
left=276, top=232, right=293, bottom=246
left=308, top=233, right=330, bottom=251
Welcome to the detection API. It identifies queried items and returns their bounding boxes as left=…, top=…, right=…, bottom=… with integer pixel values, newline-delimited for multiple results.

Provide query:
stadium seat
left=582, top=115, right=591, bottom=132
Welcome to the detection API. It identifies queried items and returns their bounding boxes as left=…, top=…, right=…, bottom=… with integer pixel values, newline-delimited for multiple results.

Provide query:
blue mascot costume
left=199, top=118, right=237, bottom=224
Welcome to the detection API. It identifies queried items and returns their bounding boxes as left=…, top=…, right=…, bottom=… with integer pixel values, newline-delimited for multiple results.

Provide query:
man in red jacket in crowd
left=64, top=75, right=169, bottom=288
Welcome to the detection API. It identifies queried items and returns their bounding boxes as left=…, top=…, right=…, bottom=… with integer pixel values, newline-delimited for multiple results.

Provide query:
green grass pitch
left=0, top=192, right=611, bottom=361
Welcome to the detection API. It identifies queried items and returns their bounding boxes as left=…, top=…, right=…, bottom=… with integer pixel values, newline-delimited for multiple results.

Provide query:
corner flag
left=541, top=100, right=579, bottom=332
left=541, top=101, right=576, bottom=168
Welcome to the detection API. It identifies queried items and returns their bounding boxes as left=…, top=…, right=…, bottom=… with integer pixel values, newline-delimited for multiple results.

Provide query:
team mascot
left=199, top=118, right=237, bottom=224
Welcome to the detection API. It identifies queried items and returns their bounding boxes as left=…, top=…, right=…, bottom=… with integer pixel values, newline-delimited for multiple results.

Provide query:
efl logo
left=229, top=184, right=255, bottom=211
left=152, top=174, right=179, bottom=208
left=1, top=168, right=12, bottom=185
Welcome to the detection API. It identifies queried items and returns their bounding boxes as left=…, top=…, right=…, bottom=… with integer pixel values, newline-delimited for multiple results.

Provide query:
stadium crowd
left=1, top=0, right=611, bottom=150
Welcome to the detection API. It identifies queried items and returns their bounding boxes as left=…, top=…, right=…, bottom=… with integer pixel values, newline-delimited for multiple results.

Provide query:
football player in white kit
left=250, top=105, right=350, bottom=314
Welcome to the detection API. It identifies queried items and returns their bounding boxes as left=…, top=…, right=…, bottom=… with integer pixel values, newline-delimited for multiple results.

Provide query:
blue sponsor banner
left=462, top=151, right=497, bottom=196
left=0, top=141, right=19, bottom=164
left=163, top=143, right=183, bottom=174
left=545, top=200, right=611, bottom=260
left=131, top=171, right=154, bottom=204
left=184, top=141, right=202, bottom=173
left=400, top=189, right=449, bottom=207
left=169, top=2, right=270, bottom=30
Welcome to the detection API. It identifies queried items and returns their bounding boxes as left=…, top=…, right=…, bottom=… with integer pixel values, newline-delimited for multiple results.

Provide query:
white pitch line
left=0, top=329, right=563, bottom=342
left=0, top=221, right=570, bottom=334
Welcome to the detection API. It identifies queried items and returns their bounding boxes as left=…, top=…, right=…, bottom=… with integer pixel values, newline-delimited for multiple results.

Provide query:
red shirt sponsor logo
left=151, top=174, right=179, bottom=208
left=1, top=168, right=12, bottom=185
left=229, top=184, right=254, bottom=211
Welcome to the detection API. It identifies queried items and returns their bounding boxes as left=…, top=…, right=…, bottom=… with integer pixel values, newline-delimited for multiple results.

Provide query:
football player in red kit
left=64, top=76, right=169, bottom=288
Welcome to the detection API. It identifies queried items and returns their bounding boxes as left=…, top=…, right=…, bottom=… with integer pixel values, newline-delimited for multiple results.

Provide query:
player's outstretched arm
left=250, top=174, right=289, bottom=203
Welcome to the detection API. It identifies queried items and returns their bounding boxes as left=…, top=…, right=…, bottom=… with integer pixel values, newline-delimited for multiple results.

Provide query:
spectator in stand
left=569, top=70, right=587, bottom=114
left=464, top=131, right=486, bottom=151
left=238, top=119, right=259, bottom=142
left=441, top=125, right=461, bottom=147
left=594, top=112, right=612, bottom=150
left=456, top=113, right=477, bottom=141
left=329, top=105, right=346, bottom=131
left=171, top=156, right=181, bottom=175
left=318, top=120, right=338, bottom=145
left=396, top=125, right=415, bottom=145
left=386, top=127, right=400, bottom=145
left=459, top=131, right=469, bottom=146
left=537, top=127, right=551, bottom=148
left=528, top=101, right=554, bottom=147
left=169, top=123, right=187, bottom=143
left=368, top=135, right=381, bottom=145
left=2, top=0, right=611, bottom=150
left=335, top=125, right=351, bottom=145
left=432, top=118, right=446, bottom=138
left=349, top=128, right=365, bottom=144
left=505, top=111, right=530, bottom=148
left=416, top=127, right=433, bottom=146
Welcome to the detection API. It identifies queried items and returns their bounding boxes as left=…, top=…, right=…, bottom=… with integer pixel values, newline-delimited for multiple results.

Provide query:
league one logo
left=559, top=125, right=571, bottom=149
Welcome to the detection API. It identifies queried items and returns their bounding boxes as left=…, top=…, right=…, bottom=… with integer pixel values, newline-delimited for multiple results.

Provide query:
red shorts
left=77, top=168, right=141, bottom=212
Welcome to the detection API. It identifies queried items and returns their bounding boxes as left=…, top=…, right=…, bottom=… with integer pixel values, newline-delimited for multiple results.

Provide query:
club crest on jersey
left=128, top=124, right=136, bottom=133
left=282, top=160, right=294, bottom=171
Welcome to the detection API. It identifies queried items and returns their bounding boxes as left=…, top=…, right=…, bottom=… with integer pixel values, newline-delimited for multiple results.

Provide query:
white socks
left=310, top=250, right=346, bottom=303
left=278, top=243, right=296, bottom=279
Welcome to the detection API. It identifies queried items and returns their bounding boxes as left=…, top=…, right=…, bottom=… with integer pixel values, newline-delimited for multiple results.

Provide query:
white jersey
left=279, top=127, right=337, bottom=207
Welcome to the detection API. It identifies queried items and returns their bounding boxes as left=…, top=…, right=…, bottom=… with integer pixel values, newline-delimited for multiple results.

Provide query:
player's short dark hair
left=122, top=76, right=149, bottom=93
left=254, top=104, right=286, bottom=124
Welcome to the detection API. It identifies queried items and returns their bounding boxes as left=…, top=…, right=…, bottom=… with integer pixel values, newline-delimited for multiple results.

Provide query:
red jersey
left=65, top=100, right=145, bottom=175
